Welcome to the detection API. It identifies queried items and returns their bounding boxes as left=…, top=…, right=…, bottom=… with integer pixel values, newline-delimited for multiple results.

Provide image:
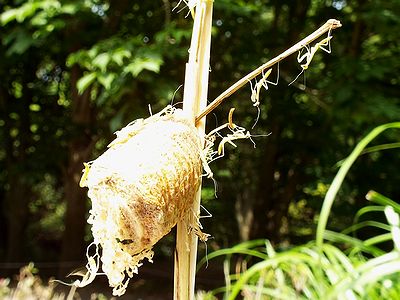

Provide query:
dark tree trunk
left=234, top=155, right=259, bottom=242
left=250, top=119, right=281, bottom=240
left=349, top=2, right=366, bottom=58
left=1, top=82, right=34, bottom=266
left=5, top=176, right=32, bottom=263
left=59, top=65, right=95, bottom=275
left=235, top=188, right=255, bottom=242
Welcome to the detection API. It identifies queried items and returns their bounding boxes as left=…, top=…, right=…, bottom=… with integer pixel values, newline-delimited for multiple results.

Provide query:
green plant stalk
left=322, top=243, right=356, bottom=275
left=335, top=142, right=400, bottom=168
left=341, top=220, right=391, bottom=235
left=323, top=230, right=385, bottom=256
left=362, top=142, right=400, bottom=154
left=197, top=240, right=268, bottom=270
left=353, top=205, right=385, bottom=226
left=316, top=122, right=400, bottom=248
left=227, top=249, right=317, bottom=300
left=366, top=190, right=400, bottom=212
left=362, top=233, right=392, bottom=247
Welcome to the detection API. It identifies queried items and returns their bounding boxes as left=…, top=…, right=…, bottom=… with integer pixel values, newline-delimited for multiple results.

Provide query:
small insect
left=250, top=69, right=272, bottom=108
left=250, top=65, right=279, bottom=107
left=249, top=65, right=279, bottom=128
left=204, top=108, right=251, bottom=163
left=217, top=129, right=251, bottom=157
left=289, top=29, right=333, bottom=86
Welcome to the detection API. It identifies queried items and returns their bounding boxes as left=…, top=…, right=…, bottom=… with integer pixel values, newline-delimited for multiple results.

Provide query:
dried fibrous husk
left=80, top=106, right=205, bottom=296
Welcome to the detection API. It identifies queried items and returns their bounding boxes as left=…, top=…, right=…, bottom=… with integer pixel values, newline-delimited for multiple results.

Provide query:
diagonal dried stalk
left=195, top=19, right=342, bottom=124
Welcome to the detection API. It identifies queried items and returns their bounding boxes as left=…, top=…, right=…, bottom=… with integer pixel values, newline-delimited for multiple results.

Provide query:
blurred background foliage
left=0, top=0, right=399, bottom=293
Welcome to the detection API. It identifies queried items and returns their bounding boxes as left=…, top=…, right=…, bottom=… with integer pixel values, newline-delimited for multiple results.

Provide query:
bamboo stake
left=174, top=1, right=213, bottom=300
left=195, top=19, right=342, bottom=123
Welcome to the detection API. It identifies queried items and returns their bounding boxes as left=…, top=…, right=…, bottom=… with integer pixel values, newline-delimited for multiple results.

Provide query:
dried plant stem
left=195, top=19, right=342, bottom=124
left=174, top=1, right=213, bottom=300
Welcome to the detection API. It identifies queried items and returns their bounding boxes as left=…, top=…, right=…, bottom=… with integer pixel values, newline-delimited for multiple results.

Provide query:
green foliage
left=317, top=122, right=400, bottom=247
left=201, top=123, right=400, bottom=299
left=0, top=0, right=399, bottom=286
left=67, top=35, right=164, bottom=95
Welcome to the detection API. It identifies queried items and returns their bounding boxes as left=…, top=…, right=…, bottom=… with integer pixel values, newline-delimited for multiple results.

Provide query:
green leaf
left=77, top=72, right=96, bottom=94
left=16, top=2, right=41, bottom=23
left=112, top=49, right=131, bottom=66
left=1, top=9, right=18, bottom=25
left=6, top=30, right=36, bottom=55
left=93, top=53, right=110, bottom=73
left=30, top=11, right=48, bottom=26
left=60, top=3, right=79, bottom=15
left=109, top=110, right=125, bottom=133
left=66, top=50, right=89, bottom=68
left=97, top=73, right=116, bottom=90
left=124, top=56, right=163, bottom=77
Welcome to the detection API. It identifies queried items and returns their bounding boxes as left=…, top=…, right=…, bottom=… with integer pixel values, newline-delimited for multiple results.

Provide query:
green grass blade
left=231, top=239, right=267, bottom=249
left=348, top=233, right=393, bottom=257
left=334, top=142, right=400, bottom=168
left=341, top=220, right=391, bottom=235
left=316, top=122, right=400, bottom=248
left=321, top=244, right=356, bottom=276
left=353, top=205, right=385, bottom=226
left=363, top=233, right=393, bottom=246
left=227, top=251, right=316, bottom=300
left=197, top=248, right=269, bottom=271
left=323, top=230, right=385, bottom=256
left=327, top=252, right=400, bottom=299
left=241, top=285, right=297, bottom=299
left=362, top=142, right=400, bottom=154
left=366, top=191, right=400, bottom=213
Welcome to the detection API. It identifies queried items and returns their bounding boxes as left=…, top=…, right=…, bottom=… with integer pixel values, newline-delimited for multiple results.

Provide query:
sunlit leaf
left=60, top=3, right=79, bottom=15
left=97, top=73, right=116, bottom=90
left=124, top=56, right=163, bottom=77
left=112, top=49, right=131, bottom=66
left=16, top=2, right=41, bottom=23
left=0, top=9, right=18, bottom=25
left=93, top=53, right=110, bottom=73
left=77, top=72, right=96, bottom=94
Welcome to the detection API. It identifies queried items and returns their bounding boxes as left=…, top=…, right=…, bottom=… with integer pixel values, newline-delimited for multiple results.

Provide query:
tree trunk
left=1, top=83, right=34, bottom=268
left=5, top=176, right=31, bottom=263
left=235, top=188, right=254, bottom=241
left=250, top=120, right=281, bottom=240
left=59, top=65, right=95, bottom=275
left=266, top=167, right=300, bottom=239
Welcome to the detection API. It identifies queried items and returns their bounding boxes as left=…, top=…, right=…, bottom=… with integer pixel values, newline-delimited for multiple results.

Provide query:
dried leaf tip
left=326, top=19, right=342, bottom=29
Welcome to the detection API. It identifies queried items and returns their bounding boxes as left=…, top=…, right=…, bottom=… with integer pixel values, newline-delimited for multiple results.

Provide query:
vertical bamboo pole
left=174, top=1, right=213, bottom=300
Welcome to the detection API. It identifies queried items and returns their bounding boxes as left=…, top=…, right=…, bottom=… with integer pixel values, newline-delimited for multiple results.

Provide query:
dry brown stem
left=195, top=19, right=342, bottom=124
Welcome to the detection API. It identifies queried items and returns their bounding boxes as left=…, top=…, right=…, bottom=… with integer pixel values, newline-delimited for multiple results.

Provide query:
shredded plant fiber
left=79, top=106, right=205, bottom=296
